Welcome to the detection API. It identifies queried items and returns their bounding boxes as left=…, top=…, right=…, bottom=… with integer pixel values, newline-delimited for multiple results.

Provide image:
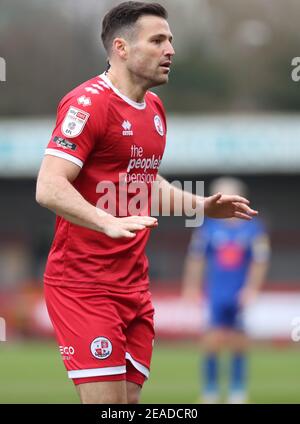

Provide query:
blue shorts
left=208, top=301, right=244, bottom=331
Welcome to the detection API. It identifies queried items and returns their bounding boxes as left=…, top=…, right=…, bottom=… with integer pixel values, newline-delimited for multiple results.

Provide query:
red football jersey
left=44, top=73, right=166, bottom=292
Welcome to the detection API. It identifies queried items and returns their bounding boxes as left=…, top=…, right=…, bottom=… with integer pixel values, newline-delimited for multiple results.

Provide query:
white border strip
left=45, top=148, right=83, bottom=168
left=68, top=365, right=126, bottom=379
left=99, top=74, right=146, bottom=110
left=125, top=352, right=149, bottom=378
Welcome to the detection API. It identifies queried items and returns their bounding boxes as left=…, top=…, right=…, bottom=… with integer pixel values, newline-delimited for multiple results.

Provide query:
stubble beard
left=128, top=61, right=169, bottom=89
left=144, top=69, right=169, bottom=89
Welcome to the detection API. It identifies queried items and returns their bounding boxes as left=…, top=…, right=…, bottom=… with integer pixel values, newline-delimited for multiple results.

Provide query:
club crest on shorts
left=61, top=106, right=89, bottom=138
left=90, top=336, right=112, bottom=360
left=154, top=114, right=164, bottom=136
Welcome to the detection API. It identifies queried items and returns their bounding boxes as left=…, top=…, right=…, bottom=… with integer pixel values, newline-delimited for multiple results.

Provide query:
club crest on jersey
left=154, top=115, right=164, bottom=136
left=122, top=120, right=133, bottom=136
left=90, top=337, right=112, bottom=360
left=62, top=106, right=89, bottom=138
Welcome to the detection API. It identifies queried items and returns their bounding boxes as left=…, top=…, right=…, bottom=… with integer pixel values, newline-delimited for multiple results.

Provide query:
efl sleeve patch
left=61, top=106, right=90, bottom=138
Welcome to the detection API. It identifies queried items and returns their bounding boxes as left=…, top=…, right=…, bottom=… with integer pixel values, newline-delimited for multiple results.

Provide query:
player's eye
left=152, top=39, right=162, bottom=45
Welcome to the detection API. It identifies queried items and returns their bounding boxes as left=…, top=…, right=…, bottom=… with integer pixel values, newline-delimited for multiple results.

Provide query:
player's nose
left=164, top=41, right=175, bottom=57
left=168, top=44, right=175, bottom=57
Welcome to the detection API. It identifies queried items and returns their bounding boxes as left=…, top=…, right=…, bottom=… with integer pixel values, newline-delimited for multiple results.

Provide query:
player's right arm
left=36, top=86, right=157, bottom=239
left=181, top=255, right=205, bottom=301
left=36, top=155, right=157, bottom=239
left=181, top=227, right=207, bottom=301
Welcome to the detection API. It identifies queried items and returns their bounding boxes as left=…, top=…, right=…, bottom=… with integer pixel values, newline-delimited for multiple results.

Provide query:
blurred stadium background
left=0, top=0, right=300, bottom=403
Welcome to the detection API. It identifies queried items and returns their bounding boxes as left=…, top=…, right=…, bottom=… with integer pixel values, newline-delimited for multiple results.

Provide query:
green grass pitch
left=0, top=340, right=299, bottom=403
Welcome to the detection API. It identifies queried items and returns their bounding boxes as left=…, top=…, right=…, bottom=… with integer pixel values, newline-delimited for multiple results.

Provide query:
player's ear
left=113, top=37, right=128, bottom=60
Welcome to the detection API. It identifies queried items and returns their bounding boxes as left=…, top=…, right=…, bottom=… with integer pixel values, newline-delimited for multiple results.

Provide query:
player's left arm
left=155, top=174, right=258, bottom=220
left=239, top=234, right=271, bottom=307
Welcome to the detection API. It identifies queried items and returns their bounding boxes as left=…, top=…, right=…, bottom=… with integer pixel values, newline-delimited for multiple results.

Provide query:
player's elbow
left=35, top=186, right=47, bottom=208
left=36, top=177, right=51, bottom=208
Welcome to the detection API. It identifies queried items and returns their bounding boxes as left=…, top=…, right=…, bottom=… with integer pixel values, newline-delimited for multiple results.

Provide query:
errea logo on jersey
left=77, top=95, right=91, bottom=107
left=122, top=120, right=133, bottom=136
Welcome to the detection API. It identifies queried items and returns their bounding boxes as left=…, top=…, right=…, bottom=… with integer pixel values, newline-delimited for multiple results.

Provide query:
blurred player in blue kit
left=182, top=177, right=270, bottom=403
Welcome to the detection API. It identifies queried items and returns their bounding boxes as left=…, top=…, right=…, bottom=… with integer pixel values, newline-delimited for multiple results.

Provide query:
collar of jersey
left=99, top=73, right=146, bottom=110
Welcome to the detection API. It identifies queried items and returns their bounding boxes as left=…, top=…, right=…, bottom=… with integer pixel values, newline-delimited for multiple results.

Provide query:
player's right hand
left=100, top=215, right=158, bottom=239
left=181, top=287, right=202, bottom=304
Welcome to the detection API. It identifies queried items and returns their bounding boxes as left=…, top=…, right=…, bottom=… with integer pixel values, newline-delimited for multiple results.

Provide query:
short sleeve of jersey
left=45, top=90, right=107, bottom=168
left=250, top=219, right=271, bottom=263
left=187, top=223, right=209, bottom=258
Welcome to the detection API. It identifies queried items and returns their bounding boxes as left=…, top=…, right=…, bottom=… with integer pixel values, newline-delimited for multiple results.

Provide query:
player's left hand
left=204, top=193, right=258, bottom=220
left=238, top=287, right=259, bottom=307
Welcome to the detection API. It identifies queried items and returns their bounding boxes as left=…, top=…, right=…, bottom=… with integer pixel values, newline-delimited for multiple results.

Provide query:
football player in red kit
left=36, top=1, right=257, bottom=404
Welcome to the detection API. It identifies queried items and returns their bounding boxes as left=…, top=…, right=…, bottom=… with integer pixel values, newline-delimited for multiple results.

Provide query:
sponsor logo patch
left=59, top=345, right=75, bottom=361
left=53, top=136, right=77, bottom=151
left=90, top=336, right=112, bottom=360
left=61, top=106, right=89, bottom=138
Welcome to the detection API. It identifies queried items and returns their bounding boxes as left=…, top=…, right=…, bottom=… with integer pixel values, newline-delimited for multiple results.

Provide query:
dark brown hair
left=101, top=2, right=168, bottom=53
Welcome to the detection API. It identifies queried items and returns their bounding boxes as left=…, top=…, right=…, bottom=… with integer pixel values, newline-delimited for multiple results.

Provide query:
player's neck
left=104, top=67, right=147, bottom=104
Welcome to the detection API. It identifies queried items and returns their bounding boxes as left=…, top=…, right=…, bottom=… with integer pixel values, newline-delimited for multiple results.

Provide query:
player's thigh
left=44, top=285, right=128, bottom=384
left=76, top=380, right=127, bottom=404
left=125, top=291, right=155, bottom=385
left=203, top=328, right=228, bottom=351
left=226, top=304, right=248, bottom=351
left=126, top=381, right=142, bottom=405
left=204, top=304, right=231, bottom=350
left=228, top=330, right=249, bottom=352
